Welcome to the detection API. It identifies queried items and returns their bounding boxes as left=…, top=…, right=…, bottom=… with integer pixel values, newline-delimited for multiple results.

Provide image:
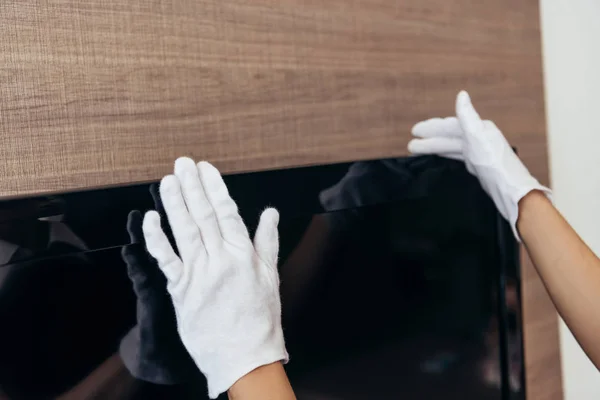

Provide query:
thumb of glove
left=253, top=208, right=280, bottom=269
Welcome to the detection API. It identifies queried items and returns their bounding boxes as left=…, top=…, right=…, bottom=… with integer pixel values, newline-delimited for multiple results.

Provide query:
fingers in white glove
left=456, top=90, right=485, bottom=136
left=412, top=117, right=462, bottom=138
left=197, top=161, right=249, bottom=244
left=409, top=117, right=464, bottom=161
left=160, top=174, right=206, bottom=262
left=142, top=210, right=183, bottom=284
left=174, top=157, right=222, bottom=250
left=408, top=137, right=464, bottom=161
left=409, top=90, right=552, bottom=242
left=144, top=157, right=288, bottom=398
left=253, top=208, right=280, bottom=269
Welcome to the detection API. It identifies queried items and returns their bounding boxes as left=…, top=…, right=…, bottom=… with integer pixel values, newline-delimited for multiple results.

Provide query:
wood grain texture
left=523, top=253, right=563, bottom=399
left=0, top=0, right=561, bottom=398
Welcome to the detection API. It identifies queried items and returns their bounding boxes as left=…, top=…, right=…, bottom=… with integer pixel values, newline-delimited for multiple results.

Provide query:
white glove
left=408, top=91, right=551, bottom=241
left=142, top=157, right=288, bottom=399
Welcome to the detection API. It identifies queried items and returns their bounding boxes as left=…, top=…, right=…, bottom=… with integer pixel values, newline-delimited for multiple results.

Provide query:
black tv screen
left=0, top=156, right=524, bottom=400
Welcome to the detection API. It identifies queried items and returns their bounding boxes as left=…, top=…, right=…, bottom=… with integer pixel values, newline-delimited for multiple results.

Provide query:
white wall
left=539, top=0, right=600, bottom=398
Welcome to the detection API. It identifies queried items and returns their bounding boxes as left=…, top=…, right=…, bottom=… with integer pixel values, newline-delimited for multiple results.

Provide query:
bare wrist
left=517, top=190, right=550, bottom=238
left=228, top=362, right=295, bottom=400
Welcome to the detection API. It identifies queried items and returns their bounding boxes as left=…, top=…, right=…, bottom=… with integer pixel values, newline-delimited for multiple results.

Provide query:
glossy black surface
left=0, top=156, right=525, bottom=400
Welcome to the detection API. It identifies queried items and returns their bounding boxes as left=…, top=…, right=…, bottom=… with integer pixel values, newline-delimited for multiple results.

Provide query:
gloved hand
left=408, top=91, right=551, bottom=240
left=142, top=157, right=288, bottom=399
left=119, top=208, right=198, bottom=384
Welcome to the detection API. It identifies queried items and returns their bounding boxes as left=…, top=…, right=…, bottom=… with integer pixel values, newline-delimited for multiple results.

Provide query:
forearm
left=518, top=191, right=600, bottom=367
left=227, top=362, right=295, bottom=400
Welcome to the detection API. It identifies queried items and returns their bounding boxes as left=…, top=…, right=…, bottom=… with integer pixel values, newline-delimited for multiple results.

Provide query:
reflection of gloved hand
left=408, top=91, right=551, bottom=240
left=142, top=157, right=288, bottom=399
left=119, top=210, right=198, bottom=384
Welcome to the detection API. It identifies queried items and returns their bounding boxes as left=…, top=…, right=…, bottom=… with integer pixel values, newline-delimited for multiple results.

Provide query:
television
left=0, top=156, right=524, bottom=400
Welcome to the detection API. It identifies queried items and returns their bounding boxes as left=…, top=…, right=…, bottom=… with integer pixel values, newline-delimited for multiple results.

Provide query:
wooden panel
left=2, top=1, right=546, bottom=196
left=0, top=0, right=560, bottom=398
left=523, top=253, right=563, bottom=399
